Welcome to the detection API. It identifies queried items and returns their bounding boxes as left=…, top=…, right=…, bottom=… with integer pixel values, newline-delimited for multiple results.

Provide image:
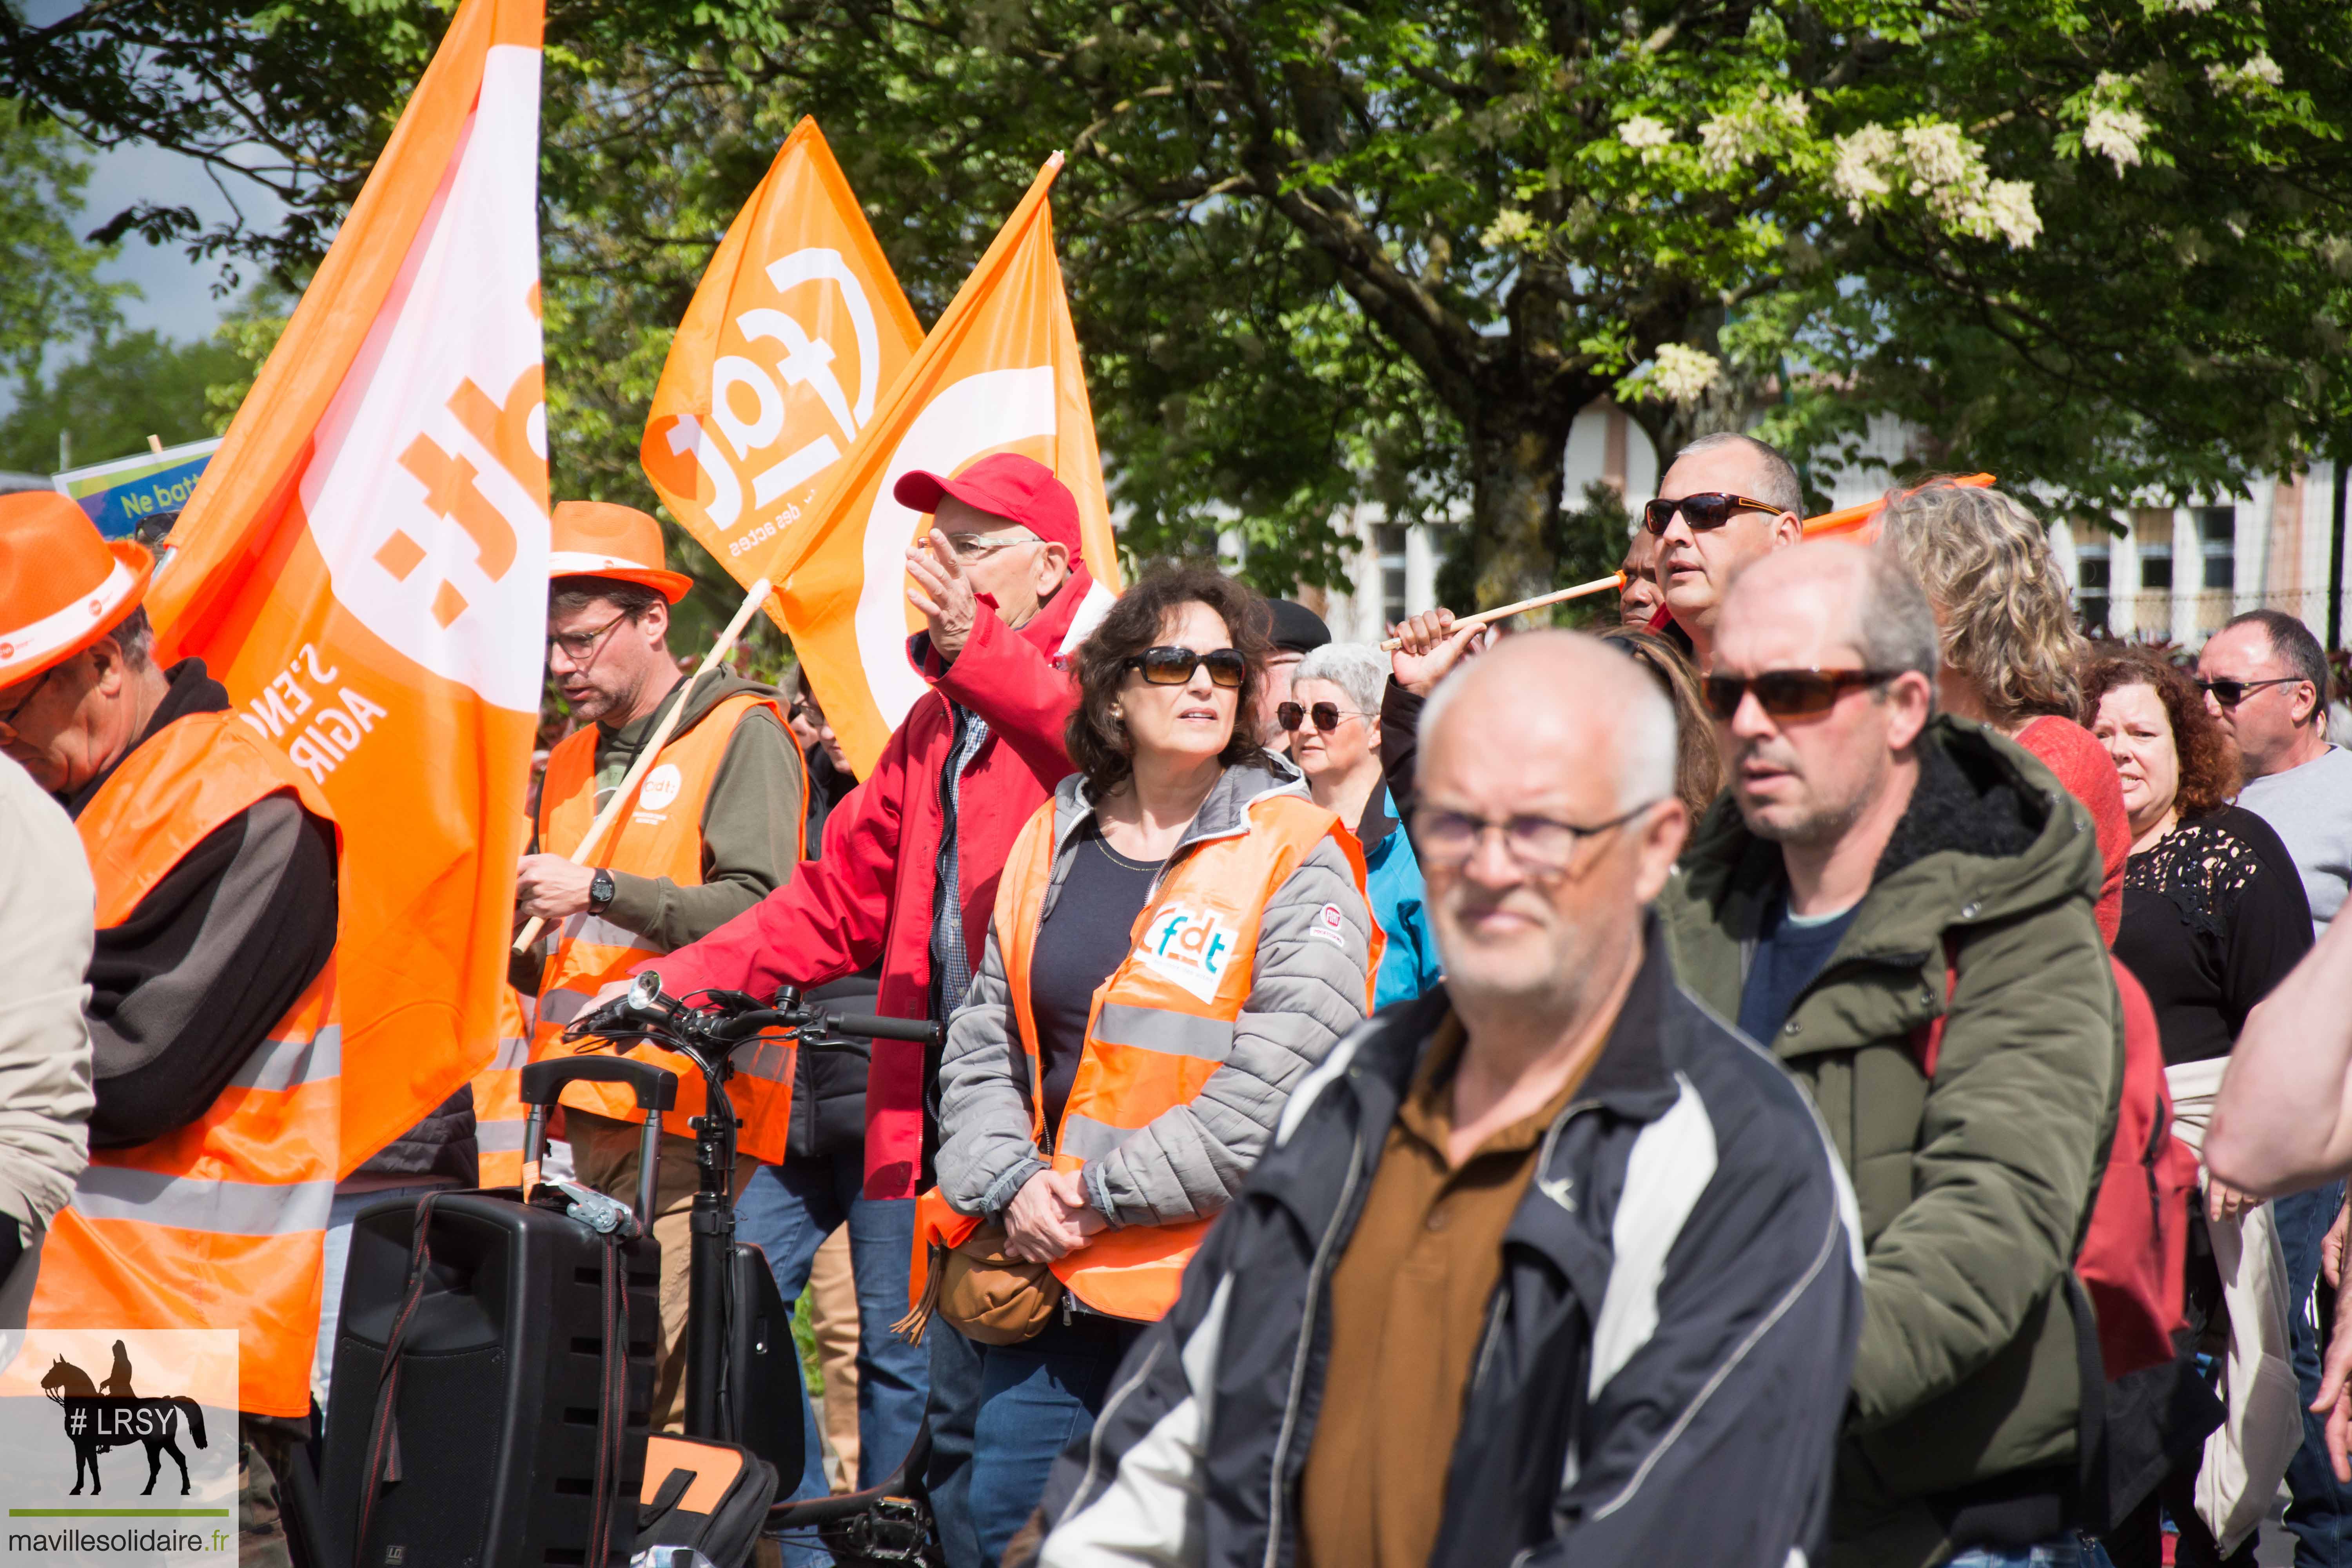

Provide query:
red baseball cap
left=893, top=453, right=1082, bottom=555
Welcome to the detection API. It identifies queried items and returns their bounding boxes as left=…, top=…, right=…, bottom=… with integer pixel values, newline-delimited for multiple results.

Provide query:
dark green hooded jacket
left=1659, top=717, right=2122, bottom=1566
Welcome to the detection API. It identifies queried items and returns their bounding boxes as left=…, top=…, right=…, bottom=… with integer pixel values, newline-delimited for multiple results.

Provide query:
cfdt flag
left=146, top=0, right=548, bottom=1176
left=769, top=152, right=1121, bottom=776
left=641, top=117, right=922, bottom=619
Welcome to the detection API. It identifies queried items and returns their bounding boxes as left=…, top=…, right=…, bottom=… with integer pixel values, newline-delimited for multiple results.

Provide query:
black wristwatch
left=587, top=869, right=616, bottom=913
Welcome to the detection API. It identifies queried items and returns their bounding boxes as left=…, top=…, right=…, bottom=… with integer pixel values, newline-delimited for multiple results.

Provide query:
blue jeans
left=1949, top=1540, right=2085, bottom=1567
left=313, top=1183, right=452, bottom=1419
left=923, top=1314, right=1143, bottom=1568
left=2278, top=1181, right=2352, bottom=1567
left=732, top=1152, right=929, bottom=1495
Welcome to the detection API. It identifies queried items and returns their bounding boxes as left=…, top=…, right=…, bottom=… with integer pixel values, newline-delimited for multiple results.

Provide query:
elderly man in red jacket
left=638, top=452, right=1106, bottom=1523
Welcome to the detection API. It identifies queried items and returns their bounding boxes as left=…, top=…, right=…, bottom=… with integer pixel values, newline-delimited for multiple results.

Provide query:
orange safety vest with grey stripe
left=529, top=691, right=805, bottom=1163
left=31, top=710, right=342, bottom=1420
left=912, top=788, right=1379, bottom=1323
left=470, top=987, right=534, bottom=1188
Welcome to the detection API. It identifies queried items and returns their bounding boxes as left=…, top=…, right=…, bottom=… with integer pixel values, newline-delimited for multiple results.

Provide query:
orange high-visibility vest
left=470, top=987, right=534, bottom=1188
left=913, top=786, right=1377, bottom=1323
left=32, top=710, right=342, bottom=1419
left=530, top=690, right=805, bottom=1162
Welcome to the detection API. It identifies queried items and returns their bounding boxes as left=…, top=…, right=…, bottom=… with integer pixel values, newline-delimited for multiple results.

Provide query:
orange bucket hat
left=548, top=500, right=693, bottom=604
left=0, top=492, right=156, bottom=688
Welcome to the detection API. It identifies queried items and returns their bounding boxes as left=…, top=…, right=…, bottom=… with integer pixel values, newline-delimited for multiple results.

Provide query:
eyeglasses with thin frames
left=0, top=666, right=56, bottom=743
left=1411, top=801, right=1660, bottom=875
left=546, top=610, right=635, bottom=662
left=939, top=531, right=1042, bottom=563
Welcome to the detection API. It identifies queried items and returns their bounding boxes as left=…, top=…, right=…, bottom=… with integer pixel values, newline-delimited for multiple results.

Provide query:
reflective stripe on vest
left=911, top=787, right=1376, bottom=1324
left=529, top=690, right=806, bottom=1163
left=470, top=988, right=534, bottom=1188
left=31, top=710, right=342, bottom=1419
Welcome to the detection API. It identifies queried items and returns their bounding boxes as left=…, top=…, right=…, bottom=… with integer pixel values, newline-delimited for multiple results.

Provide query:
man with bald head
left=1027, top=632, right=1861, bottom=1568
left=1659, top=541, right=2119, bottom=1568
left=1645, top=430, right=1806, bottom=668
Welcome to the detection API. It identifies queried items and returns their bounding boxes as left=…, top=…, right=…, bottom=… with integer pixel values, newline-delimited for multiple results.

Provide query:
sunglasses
left=1641, top=492, right=1784, bottom=537
left=1278, top=701, right=1367, bottom=733
left=1123, top=646, right=1247, bottom=689
left=1702, top=668, right=1898, bottom=722
left=2196, top=675, right=2300, bottom=709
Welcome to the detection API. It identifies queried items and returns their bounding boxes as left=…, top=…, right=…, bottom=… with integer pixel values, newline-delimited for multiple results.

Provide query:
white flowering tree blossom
left=13, top=0, right=2346, bottom=605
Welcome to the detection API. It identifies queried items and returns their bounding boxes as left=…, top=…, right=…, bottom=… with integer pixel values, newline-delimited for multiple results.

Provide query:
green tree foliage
left=9, top=1, right=2347, bottom=608
left=0, top=329, right=249, bottom=476
left=0, top=96, right=129, bottom=407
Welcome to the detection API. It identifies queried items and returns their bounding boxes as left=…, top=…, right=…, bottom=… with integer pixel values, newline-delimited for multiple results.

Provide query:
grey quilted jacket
left=935, top=759, right=1375, bottom=1230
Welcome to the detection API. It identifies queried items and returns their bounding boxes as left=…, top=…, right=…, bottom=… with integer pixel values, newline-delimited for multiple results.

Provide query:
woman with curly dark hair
left=2085, top=645, right=2310, bottom=1069
left=920, top=565, right=1376, bottom=1565
left=2086, top=644, right=2312, bottom=1568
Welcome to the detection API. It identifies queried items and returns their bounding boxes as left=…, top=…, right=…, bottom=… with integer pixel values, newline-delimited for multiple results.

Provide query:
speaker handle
left=517, top=1057, right=678, bottom=1225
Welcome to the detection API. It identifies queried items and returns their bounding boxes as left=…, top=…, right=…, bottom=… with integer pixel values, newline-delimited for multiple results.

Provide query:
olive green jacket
left=1659, top=717, right=2121, bottom=1566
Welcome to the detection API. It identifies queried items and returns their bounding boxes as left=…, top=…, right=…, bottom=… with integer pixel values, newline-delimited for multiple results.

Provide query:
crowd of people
left=2, top=423, right=2350, bottom=1568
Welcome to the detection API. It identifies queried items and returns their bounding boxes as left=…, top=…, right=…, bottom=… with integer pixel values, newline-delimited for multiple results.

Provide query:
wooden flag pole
left=1372, top=474, right=1996, bottom=653
left=514, top=575, right=774, bottom=953
left=1378, top=573, right=1624, bottom=652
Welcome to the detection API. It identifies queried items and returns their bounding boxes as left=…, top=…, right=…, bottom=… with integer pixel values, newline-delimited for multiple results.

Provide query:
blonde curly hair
left=1875, top=480, right=2085, bottom=727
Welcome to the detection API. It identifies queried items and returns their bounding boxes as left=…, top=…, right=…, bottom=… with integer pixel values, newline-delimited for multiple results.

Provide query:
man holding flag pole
left=624, top=149, right=1118, bottom=1557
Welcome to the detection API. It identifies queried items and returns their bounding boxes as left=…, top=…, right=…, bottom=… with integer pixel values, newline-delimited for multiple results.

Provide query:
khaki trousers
left=568, top=1110, right=756, bottom=1432
left=808, top=1225, right=862, bottom=1488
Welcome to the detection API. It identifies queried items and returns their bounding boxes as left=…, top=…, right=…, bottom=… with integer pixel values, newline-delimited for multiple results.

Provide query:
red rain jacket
left=644, top=566, right=1102, bottom=1198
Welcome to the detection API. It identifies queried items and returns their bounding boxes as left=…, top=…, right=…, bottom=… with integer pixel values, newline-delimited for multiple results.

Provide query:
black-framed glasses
left=547, top=610, right=634, bottom=661
left=1701, top=668, right=1898, bottom=722
left=1278, top=701, right=1367, bottom=733
left=0, top=666, right=56, bottom=742
left=2196, top=675, right=2301, bottom=709
left=1641, top=492, right=1784, bottom=537
left=1412, top=802, right=1660, bottom=873
left=1123, top=646, right=1247, bottom=688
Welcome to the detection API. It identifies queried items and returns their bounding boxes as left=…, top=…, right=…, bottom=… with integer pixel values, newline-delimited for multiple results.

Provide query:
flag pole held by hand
left=513, top=575, right=774, bottom=953
left=1372, top=473, right=1994, bottom=652
left=1377, top=573, right=1624, bottom=652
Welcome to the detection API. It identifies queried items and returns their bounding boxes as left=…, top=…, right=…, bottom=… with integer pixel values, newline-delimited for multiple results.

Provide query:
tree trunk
left=1466, top=404, right=1576, bottom=609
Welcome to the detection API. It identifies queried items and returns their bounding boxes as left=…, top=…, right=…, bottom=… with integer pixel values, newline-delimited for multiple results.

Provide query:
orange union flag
left=641, top=117, right=922, bottom=613
left=770, top=152, right=1121, bottom=775
left=147, top=0, right=548, bottom=1175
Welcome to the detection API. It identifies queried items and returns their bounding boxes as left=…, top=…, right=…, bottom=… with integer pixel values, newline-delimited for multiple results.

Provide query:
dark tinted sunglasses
left=1278, top=701, right=1366, bottom=732
left=1641, top=492, right=1784, bottom=537
left=2196, top=675, right=2299, bottom=709
left=1124, top=646, right=1247, bottom=688
left=1702, top=668, right=1897, bottom=722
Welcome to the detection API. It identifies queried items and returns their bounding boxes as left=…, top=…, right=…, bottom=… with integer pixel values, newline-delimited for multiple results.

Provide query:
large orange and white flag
left=769, top=153, right=1121, bottom=775
left=147, top=0, right=547, bottom=1176
left=641, top=117, right=923, bottom=619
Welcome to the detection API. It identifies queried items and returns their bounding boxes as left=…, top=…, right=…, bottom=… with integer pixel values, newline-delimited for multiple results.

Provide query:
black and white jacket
left=1020, top=918, right=1864, bottom=1568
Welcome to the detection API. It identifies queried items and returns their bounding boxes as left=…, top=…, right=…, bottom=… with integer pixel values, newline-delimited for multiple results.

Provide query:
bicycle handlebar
left=564, top=973, right=945, bottom=1058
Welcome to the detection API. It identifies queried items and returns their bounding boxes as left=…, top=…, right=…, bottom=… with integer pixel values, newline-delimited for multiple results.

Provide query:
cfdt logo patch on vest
left=636, top=762, right=684, bottom=815
left=1135, top=904, right=1235, bottom=1002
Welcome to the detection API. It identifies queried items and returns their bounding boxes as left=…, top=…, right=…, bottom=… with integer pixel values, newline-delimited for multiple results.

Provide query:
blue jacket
left=1363, top=788, right=1441, bottom=1007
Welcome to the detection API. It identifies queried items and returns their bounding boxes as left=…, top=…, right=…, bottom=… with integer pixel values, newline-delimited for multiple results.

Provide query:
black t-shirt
left=2115, top=806, right=2313, bottom=1065
left=1029, top=825, right=1164, bottom=1140
left=1737, top=886, right=1861, bottom=1044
